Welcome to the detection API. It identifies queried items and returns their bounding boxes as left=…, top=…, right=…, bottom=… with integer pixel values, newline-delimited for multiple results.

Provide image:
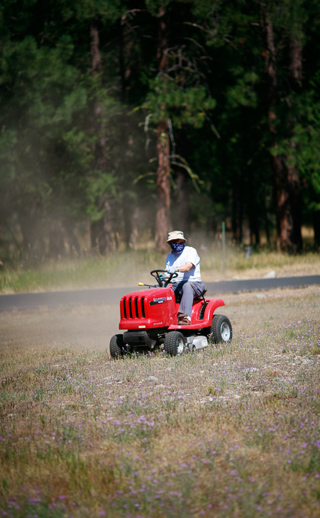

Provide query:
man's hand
left=167, top=266, right=178, bottom=274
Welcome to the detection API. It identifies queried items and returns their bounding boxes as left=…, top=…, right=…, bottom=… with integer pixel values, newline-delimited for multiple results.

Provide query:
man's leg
left=178, top=283, right=194, bottom=321
left=178, top=281, right=206, bottom=323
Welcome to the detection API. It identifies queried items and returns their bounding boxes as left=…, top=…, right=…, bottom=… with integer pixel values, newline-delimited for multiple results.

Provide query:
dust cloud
left=1, top=286, right=319, bottom=358
left=0, top=303, right=119, bottom=353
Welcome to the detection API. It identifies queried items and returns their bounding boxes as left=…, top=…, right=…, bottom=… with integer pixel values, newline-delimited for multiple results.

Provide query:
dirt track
left=1, top=285, right=319, bottom=354
left=0, top=303, right=119, bottom=352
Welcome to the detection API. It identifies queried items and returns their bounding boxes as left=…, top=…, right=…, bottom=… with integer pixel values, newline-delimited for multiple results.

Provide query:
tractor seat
left=174, top=288, right=207, bottom=304
left=194, top=289, right=207, bottom=302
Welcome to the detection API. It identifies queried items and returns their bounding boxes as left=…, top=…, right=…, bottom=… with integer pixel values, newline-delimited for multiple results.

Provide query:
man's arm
left=176, top=262, right=194, bottom=273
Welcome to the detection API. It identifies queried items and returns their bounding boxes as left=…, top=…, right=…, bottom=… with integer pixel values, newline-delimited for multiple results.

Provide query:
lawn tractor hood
left=119, top=287, right=177, bottom=330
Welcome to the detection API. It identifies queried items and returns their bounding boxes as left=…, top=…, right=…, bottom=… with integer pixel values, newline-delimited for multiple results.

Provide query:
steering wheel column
left=150, top=269, right=178, bottom=287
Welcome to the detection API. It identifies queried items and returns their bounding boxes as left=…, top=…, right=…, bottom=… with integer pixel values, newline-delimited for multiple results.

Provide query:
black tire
left=164, top=331, right=185, bottom=356
left=109, top=334, right=124, bottom=358
left=210, top=314, right=232, bottom=344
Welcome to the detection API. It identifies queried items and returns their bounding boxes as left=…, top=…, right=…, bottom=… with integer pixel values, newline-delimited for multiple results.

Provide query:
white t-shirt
left=165, top=246, right=202, bottom=282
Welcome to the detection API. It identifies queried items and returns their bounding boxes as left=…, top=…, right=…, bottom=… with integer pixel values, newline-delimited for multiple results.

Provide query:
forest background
left=1, top=0, right=320, bottom=267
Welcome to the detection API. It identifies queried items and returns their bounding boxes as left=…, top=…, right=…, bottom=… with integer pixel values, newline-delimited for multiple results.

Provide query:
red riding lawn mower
left=109, top=270, right=232, bottom=358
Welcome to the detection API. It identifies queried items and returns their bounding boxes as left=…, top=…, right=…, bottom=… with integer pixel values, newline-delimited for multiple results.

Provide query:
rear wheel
left=164, top=331, right=185, bottom=356
left=210, top=315, right=232, bottom=344
left=109, top=334, right=124, bottom=358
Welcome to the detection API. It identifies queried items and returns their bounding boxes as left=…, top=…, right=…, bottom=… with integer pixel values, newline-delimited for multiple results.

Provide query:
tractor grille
left=122, top=296, right=145, bottom=319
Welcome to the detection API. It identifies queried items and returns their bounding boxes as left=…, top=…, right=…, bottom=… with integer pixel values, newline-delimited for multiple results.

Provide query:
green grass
left=0, top=247, right=319, bottom=294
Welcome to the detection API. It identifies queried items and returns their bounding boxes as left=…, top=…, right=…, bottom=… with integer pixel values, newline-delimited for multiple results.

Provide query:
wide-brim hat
left=167, top=230, right=187, bottom=243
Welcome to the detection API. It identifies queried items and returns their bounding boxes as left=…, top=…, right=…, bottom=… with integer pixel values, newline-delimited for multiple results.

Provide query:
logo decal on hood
left=150, top=297, right=167, bottom=306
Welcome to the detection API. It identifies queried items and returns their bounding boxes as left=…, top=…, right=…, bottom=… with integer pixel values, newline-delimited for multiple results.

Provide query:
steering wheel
left=150, top=269, right=178, bottom=288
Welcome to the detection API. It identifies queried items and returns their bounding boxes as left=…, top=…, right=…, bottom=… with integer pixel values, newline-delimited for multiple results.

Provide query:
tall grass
left=0, top=247, right=319, bottom=294
left=0, top=249, right=163, bottom=293
left=201, top=247, right=320, bottom=272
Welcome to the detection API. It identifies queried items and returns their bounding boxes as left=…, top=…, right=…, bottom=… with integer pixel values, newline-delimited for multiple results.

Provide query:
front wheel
left=210, top=315, right=232, bottom=344
left=164, top=331, right=185, bottom=356
left=109, top=334, right=124, bottom=358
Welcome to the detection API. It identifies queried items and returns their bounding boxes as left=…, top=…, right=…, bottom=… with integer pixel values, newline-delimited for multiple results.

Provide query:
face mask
left=171, top=242, right=185, bottom=255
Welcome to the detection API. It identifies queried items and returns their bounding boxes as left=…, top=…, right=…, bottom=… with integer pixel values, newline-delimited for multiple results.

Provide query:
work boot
left=178, top=317, right=191, bottom=325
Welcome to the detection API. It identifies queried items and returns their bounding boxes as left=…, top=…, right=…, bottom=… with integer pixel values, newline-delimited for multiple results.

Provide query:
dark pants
left=171, top=280, right=206, bottom=318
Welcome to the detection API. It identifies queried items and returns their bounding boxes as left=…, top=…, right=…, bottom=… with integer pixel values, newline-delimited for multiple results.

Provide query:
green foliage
left=1, top=0, right=320, bottom=261
left=0, top=29, right=91, bottom=254
left=294, top=88, right=320, bottom=202
left=86, top=172, right=116, bottom=222
left=142, top=76, right=215, bottom=126
left=71, top=0, right=124, bottom=22
left=145, top=0, right=173, bottom=16
left=226, top=69, right=258, bottom=109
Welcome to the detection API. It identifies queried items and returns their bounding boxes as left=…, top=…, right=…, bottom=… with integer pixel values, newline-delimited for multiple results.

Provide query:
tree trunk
left=90, top=220, right=102, bottom=252
left=18, top=205, right=44, bottom=259
left=155, top=121, right=171, bottom=252
left=155, top=8, right=171, bottom=253
left=264, top=210, right=270, bottom=245
left=172, top=169, right=190, bottom=233
left=124, top=205, right=140, bottom=250
left=90, top=19, right=113, bottom=255
left=271, top=152, right=292, bottom=251
left=119, top=17, right=133, bottom=103
left=64, top=220, right=81, bottom=256
left=232, top=170, right=243, bottom=244
left=286, top=34, right=303, bottom=251
left=264, top=13, right=286, bottom=251
left=172, top=130, right=191, bottom=233
left=249, top=211, right=260, bottom=246
left=263, top=12, right=302, bottom=252
left=313, top=211, right=320, bottom=248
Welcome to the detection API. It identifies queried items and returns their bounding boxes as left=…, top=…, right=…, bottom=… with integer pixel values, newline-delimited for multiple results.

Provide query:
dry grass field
left=1, top=284, right=320, bottom=517
left=1, top=248, right=320, bottom=294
